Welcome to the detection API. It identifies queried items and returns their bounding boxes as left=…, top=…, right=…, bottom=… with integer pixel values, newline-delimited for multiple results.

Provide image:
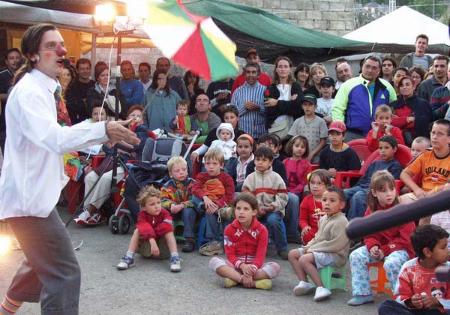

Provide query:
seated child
left=288, top=94, right=328, bottom=163
left=299, top=169, right=332, bottom=245
left=400, top=119, right=450, bottom=224
left=316, top=77, right=335, bottom=124
left=160, top=156, right=196, bottom=253
left=225, top=134, right=254, bottom=192
left=378, top=224, right=450, bottom=315
left=319, top=121, right=361, bottom=177
left=209, top=193, right=281, bottom=290
left=192, top=148, right=235, bottom=256
left=288, top=186, right=349, bottom=302
left=116, top=186, right=181, bottom=272
left=170, top=100, right=197, bottom=138
left=367, top=105, right=405, bottom=152
left=242, top=147, right=289, bottom=259
left=410, top=136, right=431, bottom=160
left=209, top=122, right=237, bottom=161
left=348, top=171, right=416, bottom=306
left=283, top=135, right=311, bottom=196
left=345, top=135, right=403, bottom=220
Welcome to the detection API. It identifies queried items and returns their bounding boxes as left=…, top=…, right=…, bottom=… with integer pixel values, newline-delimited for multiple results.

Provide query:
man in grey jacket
left=399, top=34, right=433, bottom=70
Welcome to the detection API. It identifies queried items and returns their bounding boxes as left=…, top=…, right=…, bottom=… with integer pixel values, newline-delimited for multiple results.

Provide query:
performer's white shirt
left=0, top=69, right=108, bottom=219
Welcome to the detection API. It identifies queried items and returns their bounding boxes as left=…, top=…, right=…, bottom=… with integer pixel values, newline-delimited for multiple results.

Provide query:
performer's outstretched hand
left=106, top=119, right=140, bottom=146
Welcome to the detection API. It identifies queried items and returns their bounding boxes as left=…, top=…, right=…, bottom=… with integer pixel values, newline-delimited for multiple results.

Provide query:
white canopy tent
left=344, top=6, right=450, bottom=50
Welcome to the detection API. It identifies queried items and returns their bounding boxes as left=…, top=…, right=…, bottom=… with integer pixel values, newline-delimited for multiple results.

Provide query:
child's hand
left=149, top=239, right=160, bottom=257
left=203, top=196, right=218, bottom=214
left=413, top=187, right=427, bottom=199
left=385, top=124, right=393, bottom=135
left=422, top=294, right=440, bottom=309
left=301, top=226, right=311, bottom=237
left=170, top=204, right=184, bottom=214
left=240, top=263, right=257, bottom=276
left=369, top=246, right=380, bottom=259
left=410, top=294, right=424, bottom=309
left=371, top=122, right=379, bottom=133
left=241, top=274, right=255, bottom=288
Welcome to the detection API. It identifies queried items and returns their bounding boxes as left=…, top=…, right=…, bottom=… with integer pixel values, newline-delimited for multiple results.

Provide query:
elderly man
left=155, top=57, right=188, bottom=100
left=418, top=55, right=448, bottom=103
left=231, top=63, right=267, bottom=140
left=399, top=34, right=433, bottom=70
left=119, top=60, right=144, bottom=107
left=231, top=48, right=271, bottom=94
left=0, top=48, right=22, bottom=151
left=332, top=55, right=397, bottom=141
left=334, top=58, right=353, bottom=91
left=189, top=93, right=221, bottom=144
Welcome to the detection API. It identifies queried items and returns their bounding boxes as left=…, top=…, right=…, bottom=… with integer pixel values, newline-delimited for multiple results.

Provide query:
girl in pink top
left=283, top=135, right=311, bottom=196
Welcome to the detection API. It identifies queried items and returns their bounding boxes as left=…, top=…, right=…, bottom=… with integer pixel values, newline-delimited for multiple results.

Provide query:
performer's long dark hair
left=14, top=23, right=57, bottom=85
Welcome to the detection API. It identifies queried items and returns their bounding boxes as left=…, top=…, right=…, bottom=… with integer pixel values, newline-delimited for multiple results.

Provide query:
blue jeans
left=378, top=300, right=447, bottom=315
left=344, top=186, right=369, bottom=220
left=261, top=211, right=288, bottom=252
left=182, top=207, right=201, bottom=239
left=284, top=193, right=300, bottom=241
left=191, top=196, right=223, bottom=242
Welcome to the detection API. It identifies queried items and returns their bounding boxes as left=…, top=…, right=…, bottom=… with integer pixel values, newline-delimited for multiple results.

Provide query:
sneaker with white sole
left=74, top=209, right=91, bottom=224
left=314, top=286, right=332, bottom=302
left=293, top=280, right=316, bottom=296
left=170, top=255, right=181, bottom=272
left=116, top=256, right=135, bottom=270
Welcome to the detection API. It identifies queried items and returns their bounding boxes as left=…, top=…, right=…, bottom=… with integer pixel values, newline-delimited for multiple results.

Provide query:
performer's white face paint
left=34, top=30, right=67, bottom=80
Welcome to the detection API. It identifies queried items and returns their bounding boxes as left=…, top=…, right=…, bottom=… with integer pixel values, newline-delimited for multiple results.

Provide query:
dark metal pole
left=111, top=33, right=122, bottom=193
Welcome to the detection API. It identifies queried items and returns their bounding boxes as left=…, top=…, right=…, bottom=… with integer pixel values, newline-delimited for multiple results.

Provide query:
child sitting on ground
left=116, top=186, right=181, bottom=272
left=283, top=135, right=311, bottom=197
left=319, top=121, right=361, bottom=178
left=209, top=122, right=237, bottom=162
left=170, top=100, right=197, bottom=138
left=288, top=186, right=349, bottom=302
left=288, top=94, right=328, bottom=163
left=225, top=134, right=254, bottom=192
left=192, top=148, right=235, bottom=256
left=242, top=146, right=289, bottom=259
left=160, top=156, right=197, bottom=253
left=209, top=193, right=281, bottom=290
left=348, top=171, right=416, bottom=306
left=410, top=136, right=431, bottom=160
left=316, top=77, right=335, bottom=124
left=378, top=224, right=450, bottom=315
left=345, top=135, right=403, bottom=220
left=299, top=169, right=332, bottom=245
left=366, top=105, right=405, bottom=152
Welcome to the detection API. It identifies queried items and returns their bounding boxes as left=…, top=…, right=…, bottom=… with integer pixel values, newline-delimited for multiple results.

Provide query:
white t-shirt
left=316, top=98, right=334, bottom=118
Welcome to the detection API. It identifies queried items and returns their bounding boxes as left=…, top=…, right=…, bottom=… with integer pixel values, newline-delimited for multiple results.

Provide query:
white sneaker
left=314, top=286, right=332, bottom=302
left=74, top=209, right=91, bottom=224
left=87, top=213, right=102, bottom=225
left=293, top=280, right=316, bottom=296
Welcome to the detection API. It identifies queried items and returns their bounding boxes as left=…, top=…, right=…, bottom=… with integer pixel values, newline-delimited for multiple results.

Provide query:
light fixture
left=95, top=3, right=117, bottom=24
left=0, top=235, right=11, bottom=256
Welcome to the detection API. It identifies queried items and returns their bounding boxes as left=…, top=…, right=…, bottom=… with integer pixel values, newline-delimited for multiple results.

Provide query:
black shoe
left=182, top=238, right=195, bottom=253
left=277, top=250, right=289, bottom=260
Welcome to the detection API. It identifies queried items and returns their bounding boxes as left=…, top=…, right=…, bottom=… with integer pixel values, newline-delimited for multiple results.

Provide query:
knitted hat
left=216, top=122, right=235, bottom=141
left=236, top=133, right=254, bottom=145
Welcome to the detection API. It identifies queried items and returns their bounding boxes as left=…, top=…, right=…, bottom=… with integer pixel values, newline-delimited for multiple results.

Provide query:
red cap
left=328, top=121, right=346, bottom=133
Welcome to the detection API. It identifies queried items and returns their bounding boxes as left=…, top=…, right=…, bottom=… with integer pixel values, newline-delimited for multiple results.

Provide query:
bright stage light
left=95, top=3, right=117, bottom=24
left=0, top=235, right=11, bottom=256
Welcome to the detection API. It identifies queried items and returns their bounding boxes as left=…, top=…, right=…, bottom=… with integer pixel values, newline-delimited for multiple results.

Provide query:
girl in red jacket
left=299, top=169, right=331, bottom=245
left=347, top=170, right=416, bottom=306
left=209, top=193, right=281, bottom=289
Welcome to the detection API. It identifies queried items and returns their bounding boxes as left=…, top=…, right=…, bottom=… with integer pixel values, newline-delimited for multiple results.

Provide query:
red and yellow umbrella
left=143, top=0, right=238, bottom=81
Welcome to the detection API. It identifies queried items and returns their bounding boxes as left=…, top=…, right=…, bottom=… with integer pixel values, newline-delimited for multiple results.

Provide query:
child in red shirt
left=116, top=186, right=181, bottom=272
left=299, top=169, right=331, bottom=245
left=283, top=135, right=311, bottom=196
left=366, top=105, right=405, bottom=151
left=378, top=224, right=450, bottom=314
left=209, top=193, right=280, bottom=289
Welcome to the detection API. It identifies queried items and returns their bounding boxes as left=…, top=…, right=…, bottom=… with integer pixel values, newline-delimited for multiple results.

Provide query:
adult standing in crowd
left=334, top=58, right=353, bottom=92
left=144, top=69, right=181, bottom=131
left=392, top=67, right=409, bottom=95
left=305, top=63, right=327, bottom=98
left=0, top=23, right=139, bottom=315
left=0, top=48, right=22, bottom=151
left=138, top=62, right=152, bottom=92
left=189, top=93, right=221, bottom=144
left=65, top=58, right=95, bottom=124
left=294, top=63, right=310, bottom=92
left=380, top=56, right=396, bottom=84
left=206, top=77, right=234, bottom=119
left=119, top=60, right=143, bottom=108
left=409, top=66, right=425, bottom=93
left=399, top=34, right=433, bottom=70
left=417, top=55, right=448, bottom=102
left=155, top=57, right=188, bottom=100
left=231, top=63, right=267, bottom=140
left=332, top=55, right=397, bottom=141
left=430, top=63, right=450, bottom=120
left=231, top=48, right=271, bottom=94
left=184, top=70, right=205, bottom=114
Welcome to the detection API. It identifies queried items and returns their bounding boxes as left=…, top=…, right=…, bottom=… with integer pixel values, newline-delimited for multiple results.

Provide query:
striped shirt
left=231, top=81, right=267, bottom=139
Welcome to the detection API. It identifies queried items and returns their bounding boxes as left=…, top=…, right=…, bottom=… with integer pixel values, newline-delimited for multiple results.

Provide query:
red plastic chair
left=348, top=139, right=372, bottom=163
left=334, top=144, right=412, bottom=189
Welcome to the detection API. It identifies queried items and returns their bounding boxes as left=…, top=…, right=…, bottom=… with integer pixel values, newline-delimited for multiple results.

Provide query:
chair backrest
left=359, top=144, right=413, bottom=175
left=142, top=138, right=186, bottom=162
left=348, top=139, right=372, bottom=162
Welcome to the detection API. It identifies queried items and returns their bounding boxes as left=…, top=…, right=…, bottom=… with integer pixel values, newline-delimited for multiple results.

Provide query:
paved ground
left=0, top=209, right=383, bottom=315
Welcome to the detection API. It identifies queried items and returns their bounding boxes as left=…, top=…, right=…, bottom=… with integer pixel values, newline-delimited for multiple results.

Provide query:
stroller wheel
left=109, top=215, right=119, bottom=234
left=118, top=214, right=131, bottom=234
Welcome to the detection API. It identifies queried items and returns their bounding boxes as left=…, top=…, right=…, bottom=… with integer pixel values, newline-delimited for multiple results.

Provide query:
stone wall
left=223, top=0, right=356, bottom=36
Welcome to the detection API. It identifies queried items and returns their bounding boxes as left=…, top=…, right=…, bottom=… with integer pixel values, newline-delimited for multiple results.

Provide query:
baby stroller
left=108, top=133, right=197, bottom=234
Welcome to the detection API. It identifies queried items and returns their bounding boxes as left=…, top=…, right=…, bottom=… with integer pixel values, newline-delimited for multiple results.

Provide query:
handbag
left=268, top=115, right=293, bottom=140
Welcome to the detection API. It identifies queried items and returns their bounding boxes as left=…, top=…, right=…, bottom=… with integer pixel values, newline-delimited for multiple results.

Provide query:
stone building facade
left=224, top=0, right=356, bottom=36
